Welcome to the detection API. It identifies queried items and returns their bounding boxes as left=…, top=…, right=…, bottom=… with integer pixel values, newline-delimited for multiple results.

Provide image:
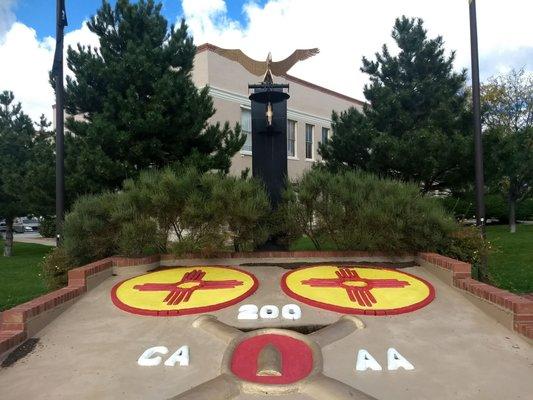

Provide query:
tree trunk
left=3, top=218, right=14, bottom=257
left=509, top=195, right=516, bottom=233
left=309, top=235, right=321, bottom=250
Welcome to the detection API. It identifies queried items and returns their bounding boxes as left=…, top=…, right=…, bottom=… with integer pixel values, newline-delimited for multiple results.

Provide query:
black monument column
left=249, top=82, right=290, bottom=249
left=249, top=84, right=290, bottom=207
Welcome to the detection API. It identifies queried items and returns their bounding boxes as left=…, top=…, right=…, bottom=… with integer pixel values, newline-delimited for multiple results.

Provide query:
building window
left=241, top=108, right=252, bottom=153
left=322, top=127, right=329, bottom=144
left=287, top=119, right=296, bottom=157
left=305, top=124, right=314, bottom=159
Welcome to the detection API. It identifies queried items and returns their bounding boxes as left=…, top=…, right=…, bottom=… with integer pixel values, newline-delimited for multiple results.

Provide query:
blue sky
left=12, top=0, right=260, bottom=40
left=1, top=0, right=531, bottom=121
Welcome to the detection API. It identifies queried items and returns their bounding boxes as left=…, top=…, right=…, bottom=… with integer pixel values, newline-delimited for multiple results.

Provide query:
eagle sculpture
left=213, top=47, right=320, bottom=83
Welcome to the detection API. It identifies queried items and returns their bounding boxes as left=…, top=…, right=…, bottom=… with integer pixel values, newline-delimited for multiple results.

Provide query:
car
left=13, top=217, right=40, bottom=233
left=0, top=220, right=6, bottom=232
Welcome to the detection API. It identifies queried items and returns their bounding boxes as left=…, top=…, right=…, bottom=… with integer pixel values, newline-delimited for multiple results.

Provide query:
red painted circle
left=230, top=334, right=313, bottom=384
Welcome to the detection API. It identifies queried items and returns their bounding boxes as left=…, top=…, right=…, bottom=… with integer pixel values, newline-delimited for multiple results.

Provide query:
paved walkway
left=0, top=264, right=531, bottom=399
left=12, top=232, right=55, bottom=247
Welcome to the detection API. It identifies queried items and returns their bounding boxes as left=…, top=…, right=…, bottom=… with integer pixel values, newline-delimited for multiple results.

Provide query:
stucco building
left=192, top=43, right=364, bottom=179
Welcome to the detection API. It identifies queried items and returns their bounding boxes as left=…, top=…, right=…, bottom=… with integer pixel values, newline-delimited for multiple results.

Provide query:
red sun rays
left=133, top=269, right=243, bottom=306
left=301, top=268, right=410, bottom=308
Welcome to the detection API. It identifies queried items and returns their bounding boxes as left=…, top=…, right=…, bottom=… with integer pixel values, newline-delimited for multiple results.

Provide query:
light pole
left=469, top=0, right=487, bottom=279
left=52, top=0, right=67, bottom=246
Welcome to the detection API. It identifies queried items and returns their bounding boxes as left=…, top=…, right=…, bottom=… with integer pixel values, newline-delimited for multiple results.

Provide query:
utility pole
left=469, top=0, right=487, bottom=280
left=52, top=0, right=67, bottom=246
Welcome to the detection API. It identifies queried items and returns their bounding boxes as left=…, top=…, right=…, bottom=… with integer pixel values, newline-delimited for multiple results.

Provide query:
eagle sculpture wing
left=271, top=48, right=320, bottom=75
left=212, top=48, right=267, bottom=76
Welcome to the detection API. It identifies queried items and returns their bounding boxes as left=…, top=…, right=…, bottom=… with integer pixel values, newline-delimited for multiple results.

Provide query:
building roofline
left=196, top=43, right=366, bottom=107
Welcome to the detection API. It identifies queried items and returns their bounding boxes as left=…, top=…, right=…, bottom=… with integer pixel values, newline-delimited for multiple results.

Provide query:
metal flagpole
left=468, top=0, right=487, bottom=279
left=53, top=0, right=67, bottom=246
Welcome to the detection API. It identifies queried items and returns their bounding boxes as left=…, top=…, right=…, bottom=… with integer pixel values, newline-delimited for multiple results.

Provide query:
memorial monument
left=214, top=47, right=320, bottom=248
left=214, top=47, right=319, bottom=206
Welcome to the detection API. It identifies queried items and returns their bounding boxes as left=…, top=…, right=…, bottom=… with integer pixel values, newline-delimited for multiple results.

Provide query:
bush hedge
left=62, top=192, right=124, bottom=266
left=42, top=167, right=489, bottom=288
left=120, top=167, right=271, bottom=255
left=41, top=246, right=72, bottom=290
left=38, top=216, right=56, bottom=238
left=437, top=225, right=490, bottom=267
left=42, top=167, right=271, bottom=286
left=281, top=169, right=457, bottom=253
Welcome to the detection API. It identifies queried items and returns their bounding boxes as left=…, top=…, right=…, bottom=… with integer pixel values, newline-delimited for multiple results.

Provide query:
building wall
left=193, top=46, right=364, bottom=180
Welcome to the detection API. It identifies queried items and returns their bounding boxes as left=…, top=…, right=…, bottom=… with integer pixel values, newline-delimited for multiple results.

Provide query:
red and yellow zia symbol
left=302, top=267, right=410, bottom=308
left=282, top=265, right=435, bottom=315
left=111, top=266, right=258, bottom=316
left=134, top=269, right=244, bottom=306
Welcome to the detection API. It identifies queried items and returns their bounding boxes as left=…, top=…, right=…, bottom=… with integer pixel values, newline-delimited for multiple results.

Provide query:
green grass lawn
left=291, top=225, right=533, bottom=294
left=0, top=240, right=52, bottom=311
left=486, top=224, right=533, bottom=294
left=289, top=237, right=336, bottom=251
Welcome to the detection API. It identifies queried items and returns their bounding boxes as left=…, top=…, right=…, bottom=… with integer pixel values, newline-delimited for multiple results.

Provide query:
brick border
left=3, top=250, right=531, bottom=359
left=159, top=250, right=412, bottom=260
left=112, top=255, right=161, bottom=267
left=0, top=257, right=116, bottom=358
left=418, top=253, right=533, bottom=341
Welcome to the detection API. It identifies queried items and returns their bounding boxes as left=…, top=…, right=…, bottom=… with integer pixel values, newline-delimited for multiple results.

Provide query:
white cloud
left=0, top=21, right=98, bottom=122
left=0, top=23, right=56, bottom=121
left=0, top=0, right=530, bottom=121
left=181, top=0, right=244, bottom=45
left=181, top=0, right=533, bottom=101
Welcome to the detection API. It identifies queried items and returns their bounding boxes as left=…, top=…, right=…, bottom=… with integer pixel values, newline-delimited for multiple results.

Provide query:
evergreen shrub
left=62, top=192, right=123, bottom=266
left=41, top=246, right=73, bottom=290
left=42, top=167, right=270, bottom=287
left=281, top=169, right=457, bottom=253
left=438, top=226, right=490, bottom=267
left=38, top=216, right=56, bottom=238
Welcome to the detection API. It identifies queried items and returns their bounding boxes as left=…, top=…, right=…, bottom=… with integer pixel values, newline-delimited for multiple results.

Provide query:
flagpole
left=469, top=0, right=487, bottom=279
left=55, top=0, right=66, bottom=246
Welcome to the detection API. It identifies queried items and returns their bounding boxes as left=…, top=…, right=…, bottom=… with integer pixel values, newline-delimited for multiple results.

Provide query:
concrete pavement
left=12, top=232, right=55, bottom=247
left=0, top=264, right=531, bottom=399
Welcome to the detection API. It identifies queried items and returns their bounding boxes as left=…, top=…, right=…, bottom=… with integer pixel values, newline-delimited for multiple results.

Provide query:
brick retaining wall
left=0, top=257, right=114, bottom=359
left=418, top=253, right=533, bottom=341
left=2, top=251, right=531, bottom=360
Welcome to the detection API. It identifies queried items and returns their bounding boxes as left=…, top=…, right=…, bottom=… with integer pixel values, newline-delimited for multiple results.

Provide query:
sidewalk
left=12, top=232, right=55, bottom=247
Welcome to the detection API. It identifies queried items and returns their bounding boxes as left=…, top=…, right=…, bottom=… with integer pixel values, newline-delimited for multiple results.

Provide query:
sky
left=0, top=0, right=531, bottom=122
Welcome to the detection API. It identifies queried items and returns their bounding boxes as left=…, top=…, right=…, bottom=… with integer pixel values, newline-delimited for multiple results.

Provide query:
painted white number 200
left=238, top=304, right=302, bottom=320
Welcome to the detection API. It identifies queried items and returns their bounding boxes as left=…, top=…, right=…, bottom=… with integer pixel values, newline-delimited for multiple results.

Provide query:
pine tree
left=64, top=0, right=245, bottom=194
left=320, top=16, right=472, bottom=192
left=24, top=115, right=56, bottom=217
left=0, top=92, right=53, bottom=256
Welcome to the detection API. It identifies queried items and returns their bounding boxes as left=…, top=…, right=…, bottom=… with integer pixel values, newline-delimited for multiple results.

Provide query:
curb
left=418, top=253, right=533, bottom=342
